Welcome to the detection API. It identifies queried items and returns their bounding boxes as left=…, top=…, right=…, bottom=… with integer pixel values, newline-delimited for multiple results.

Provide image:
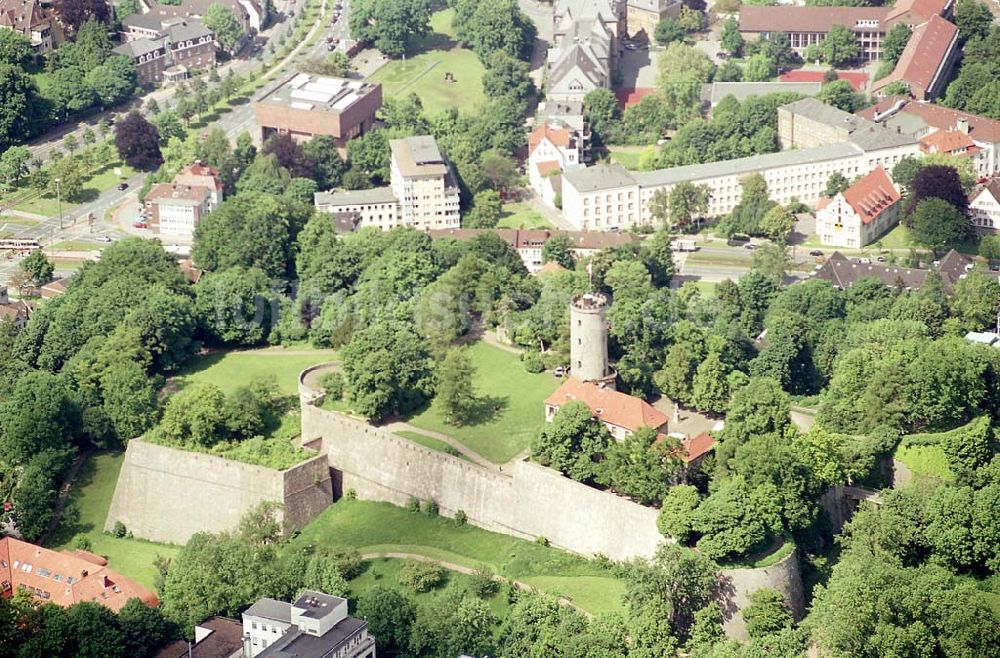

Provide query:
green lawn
left=877, top=223, right=980, bottom=255
left=607, top=146, right=657, bottom=170
left=49, top=452, right=181, bottom=590
left=368, top=9, right=486, bottom=114
left=395, top=430, right=469, bottom=461
left=11, top=162, right=135, bottom=217
left=52, top=240, right=102, bottom=251
left=287, top=498, right=624, bottom=616
left=497, top=203, right=553, bottom=229
left=171, top=345, right=338, bottom=397
left=894, top=444, right=955, bottom=483
left=406, top=341, right=560, bottom=463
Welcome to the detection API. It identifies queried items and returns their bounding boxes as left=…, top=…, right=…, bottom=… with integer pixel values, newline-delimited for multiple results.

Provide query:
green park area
left=48, top=452, right=181, bottom=590
left=172, top=345, right=338, bottom=397
left=894, top=425, right=963, bottom=484
left=368, top=9, right=486, bottom=114
left=497, top=202, right=552, bottom=229
left=607, top=146, right=656, bottom=170
left=406, top=341, right=560, bottom=463
left=287, top=498, right=626, bottom=616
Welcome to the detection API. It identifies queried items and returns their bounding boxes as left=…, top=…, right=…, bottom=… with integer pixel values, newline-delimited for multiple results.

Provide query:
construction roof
left=839, top=166, right=901, bottom=224
left=0, top=537, right=158, bottom=613
left=545, top=378, right=668, bottom=433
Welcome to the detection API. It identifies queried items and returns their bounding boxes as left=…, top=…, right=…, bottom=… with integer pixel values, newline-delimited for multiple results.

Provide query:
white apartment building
left=970, top=180, right=1000, bottom=232
left=242, top=591, right=375, bottom=658
left=144, top=183, right=212, bottom=238
left=815, top=166, right=902, bottom=248
left=528, top=121, right=584, bottom=206
left=561, top=99, right=921, bottom=230
left=389, top=135, right=461, bottom=230
left=314, top=135, right=460, bottom=232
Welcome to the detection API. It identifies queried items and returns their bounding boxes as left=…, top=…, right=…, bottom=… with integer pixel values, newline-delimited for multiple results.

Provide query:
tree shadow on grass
left=459, top=394, right=508, bottom=426
left=73, top=188, right=101, bottom=204
left=410, top=32, right=457, bottom=54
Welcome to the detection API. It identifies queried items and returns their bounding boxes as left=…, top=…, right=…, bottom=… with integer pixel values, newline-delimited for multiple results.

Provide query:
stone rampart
left=718, top=549, right=806, bottom=640
left=298, top=389, right=662, bottom=561
left=104, top=439, right=332, bottom=544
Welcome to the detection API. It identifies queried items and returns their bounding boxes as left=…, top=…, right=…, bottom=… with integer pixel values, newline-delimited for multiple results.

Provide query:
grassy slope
left=497, top=203, right=553, bottom=229
left=368, top=9, right=486, bottom=114
left=406, top=341, right=559, bottom=463
left=395, top=430, right=471, bottom=461
left=171, top=345, right=338, bottom=397
left=288, top=499, right=624, bottom=616
left=49, top=453, right=180, bottom=590
left=893, top=423, right=971, bottom=484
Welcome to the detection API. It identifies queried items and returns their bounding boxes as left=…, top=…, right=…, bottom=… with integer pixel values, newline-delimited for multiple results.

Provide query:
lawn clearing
left=395, top=430, right=469, bottom=461
left=172, top=345, right=338, bottom=397
left=876, top=223, right=980, bottom=255
left=894, top=444, right=954, bottom=483
left=406, top=341, right=560, bottom=463
left=497, top=203, right=553, bottom=229
left=368, top=9, right=485, bottom=114
left=49, top=452, right=180, bottom=590
left=287, top=499, right=624, bottom=616
left=52, top=240, right=102, bottom=252
left=607, top=146, right=656, bottom=170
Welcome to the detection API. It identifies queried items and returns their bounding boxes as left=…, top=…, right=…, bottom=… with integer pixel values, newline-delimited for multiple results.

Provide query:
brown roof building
left=155, top=617, right=244, bottom=658
left=545, top=377, right=668, bottom=442
left=871, top=14, right=959, bottom=101
left=254, top=72, right=382, bottom=155
left=0, top=537, right=159, bottom=612
left=813, top=249, right=974, bottom=290
left=0, top=0, right=55, bottom=51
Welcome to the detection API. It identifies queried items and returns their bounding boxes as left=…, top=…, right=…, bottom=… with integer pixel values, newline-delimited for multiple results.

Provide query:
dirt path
left=382, top=421, right=497, bottom=468
left=359, top=550, right=589, bottom=616
left=39, top=448, right=93, bottom=545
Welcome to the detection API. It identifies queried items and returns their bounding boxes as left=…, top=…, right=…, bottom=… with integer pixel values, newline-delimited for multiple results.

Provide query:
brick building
left=116, top=15, right=215, bottom=84
left=253, top=72, right=382, bottom=154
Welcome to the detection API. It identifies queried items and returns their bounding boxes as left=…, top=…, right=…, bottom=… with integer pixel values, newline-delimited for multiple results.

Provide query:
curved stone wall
left=717, top=548, right=806, bottom=640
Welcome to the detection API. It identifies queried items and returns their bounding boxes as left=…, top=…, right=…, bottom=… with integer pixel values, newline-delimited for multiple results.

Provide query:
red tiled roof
left=872, top=15, right=958, bottom=98
left=537, top=260, right=568, bottom=275
left=884, top=0, right=952, bottom=23
left=778, top=70, right=868, bottom=92
left=615, top=87, right=655, bottom=109
left=919, top=129, right=977, bottom=154
left=840, top=166, right=900, bottom=224
left=681, top=433, right=716, bottom=463
left=535, top=160, right=561, bottom=177
left=529, top=123, right=573, bottom=154
left=858, top=96, right=1000, bottom=143
left=738, top=5, right=886, bottom=33
left=815, top=196, right=832, bottom=211
left=0, top=537, right=159, bottom=613
left=545, top=378, right=668, bottom=433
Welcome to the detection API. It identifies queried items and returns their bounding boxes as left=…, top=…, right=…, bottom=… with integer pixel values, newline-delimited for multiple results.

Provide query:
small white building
left=970, top=180, right=1000, bottom=232
left=528, top=121, right=583, bottom=206
left=314, top=187, right=400, bottom=232
left=815, top=166, right=901, bottom=248
left=242, top=591, right=375, bottom=658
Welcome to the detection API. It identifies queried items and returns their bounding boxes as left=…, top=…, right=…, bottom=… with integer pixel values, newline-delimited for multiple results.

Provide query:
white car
left=97, top=236, right=113, bottom=243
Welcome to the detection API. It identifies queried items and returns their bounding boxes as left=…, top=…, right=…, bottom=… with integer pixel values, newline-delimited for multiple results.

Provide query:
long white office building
left=561, top=102, right=922, bottom=231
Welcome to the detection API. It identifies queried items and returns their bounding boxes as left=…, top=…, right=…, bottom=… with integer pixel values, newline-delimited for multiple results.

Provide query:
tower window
left=578, top=338, right=581, bottom=345
left=578, top=361, right=582, bottom=368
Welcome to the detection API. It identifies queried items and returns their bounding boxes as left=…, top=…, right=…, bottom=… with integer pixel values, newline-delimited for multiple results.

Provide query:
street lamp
left=54, top=177, right=62, bottom=230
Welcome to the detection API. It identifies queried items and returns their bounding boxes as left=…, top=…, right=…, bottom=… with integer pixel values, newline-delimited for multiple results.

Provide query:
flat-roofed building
left=254, top=72, right=382, bottom=155
left=242, top=591, right=375, bottom=658
left=144, top=183, right=213, bottom=237
left=389, top=135, right=460, bottom=230
left=314, top=187, right=399, bottom=232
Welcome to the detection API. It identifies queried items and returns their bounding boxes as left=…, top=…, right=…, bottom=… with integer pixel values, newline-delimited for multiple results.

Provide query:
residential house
left=871, top=14, right=959, bottom=101
left=143, top=183, right=213, bottom=237
left=548, top=0, right=622, bottom=102
left=815, top=165, right=901, bottom=248
left=39, top=277, right=68, bottom=299
left=137, top=0, right=266, bottom=41
left=858, top=96, right=1000, bottom=176
left=969, top=179, right=1000, bottom=232
left=253, top=72, right=382, bottom=155
left=174, top=160, right=224, bottom=207
left=0, top=536, right=158, bottom=612
left=155, top=617, right=244, bottom=658
left=528, top=121, right=584, bottom=206
left=626, top=0, right=682, bottom=40
left=425, top=228, right=644, bottom=273
left=389, top=135, right=461, bottom=230
left=0, top=0, right=55, bottom=52
left=0, top=287, right=28, bottom=328
left=242, top=591, right=375, bottom=658
left=117, top=15, right=215, bottom=84
left=544, top=376, right=668, bottom=442
left=813, top=249, right=975, bottom=291
left=313, top=187, right=400, bottom=232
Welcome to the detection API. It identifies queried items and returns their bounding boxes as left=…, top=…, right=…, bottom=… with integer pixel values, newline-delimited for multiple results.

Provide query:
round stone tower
left=569, top=293, right=614, bottom=387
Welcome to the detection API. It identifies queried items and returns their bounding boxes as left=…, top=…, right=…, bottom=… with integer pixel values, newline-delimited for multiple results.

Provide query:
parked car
left=809, top=249, right=824, bottom=257
left=876, top=255, right=887, bottom=262
left=133, top=221, right=147, bottom=229
left=116, top=182, right=129, bottom=191
left=553, top=366, right=565, bottom=378
left=744, top=243, right=755, bottom=250
left=858, top=257, right=871, bottom=264
left=97, top=236, right=113, bottom=243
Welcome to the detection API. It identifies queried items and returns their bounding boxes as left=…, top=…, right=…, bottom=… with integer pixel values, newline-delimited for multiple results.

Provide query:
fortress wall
left=105, top=439, right=331, bottom=544
left=718, top=549, right=806, bottom=641
left=300, top=400, right=661, bottom=561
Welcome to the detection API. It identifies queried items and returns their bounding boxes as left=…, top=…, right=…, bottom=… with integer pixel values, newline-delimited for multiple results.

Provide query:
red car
left=133, top=221, right=147, bottom=229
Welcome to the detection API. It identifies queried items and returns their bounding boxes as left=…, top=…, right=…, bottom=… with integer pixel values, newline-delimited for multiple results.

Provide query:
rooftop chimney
left=957, top=118, right=970, bottom=134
